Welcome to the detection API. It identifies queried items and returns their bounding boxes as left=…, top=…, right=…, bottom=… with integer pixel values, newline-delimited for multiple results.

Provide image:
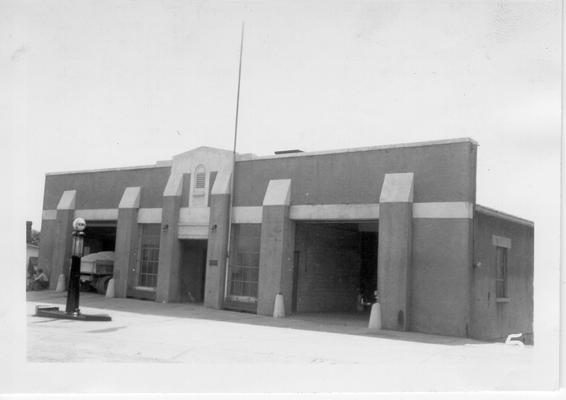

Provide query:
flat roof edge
left=46, top=163, right=171, bottom=176
left=44, top=138, right=477, bottom=174
left=475, top=204, right=534, bottom=227
left=238, top=137, right=478, bottom=162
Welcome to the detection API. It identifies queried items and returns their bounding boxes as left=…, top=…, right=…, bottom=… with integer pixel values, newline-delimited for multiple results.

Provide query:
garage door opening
left=292, top=222, right=378, bottom=315
left=81, top=221, right=117, bottom=294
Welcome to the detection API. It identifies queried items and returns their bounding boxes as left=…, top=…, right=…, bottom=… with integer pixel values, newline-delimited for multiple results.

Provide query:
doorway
left=292, top=222, right=378, bottom=314
left=179, top=240, right=208, bottom=303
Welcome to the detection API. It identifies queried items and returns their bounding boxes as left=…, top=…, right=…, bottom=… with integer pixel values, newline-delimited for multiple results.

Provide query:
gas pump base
left=35, top=305, right=112, bottom=321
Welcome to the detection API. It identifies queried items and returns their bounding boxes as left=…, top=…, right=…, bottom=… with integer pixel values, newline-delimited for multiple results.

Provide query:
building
left=26, top=243, right=39, bottom=270
left=26, top=221, right=39, bottom=274
left=38, top=138, right=534, bottom=343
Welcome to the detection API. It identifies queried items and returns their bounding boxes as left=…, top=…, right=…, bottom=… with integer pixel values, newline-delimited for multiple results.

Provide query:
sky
left=6, top=0, right=560, bottom=228
left=3, top=0, right=563, bottom=391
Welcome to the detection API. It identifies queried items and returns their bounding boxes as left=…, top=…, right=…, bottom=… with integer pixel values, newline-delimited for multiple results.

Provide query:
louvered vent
left=195, top=165, right=206, bottom=188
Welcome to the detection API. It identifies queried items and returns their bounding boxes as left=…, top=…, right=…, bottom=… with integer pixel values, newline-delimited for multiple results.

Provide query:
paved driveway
left=24, top=290, right=549, bottom=392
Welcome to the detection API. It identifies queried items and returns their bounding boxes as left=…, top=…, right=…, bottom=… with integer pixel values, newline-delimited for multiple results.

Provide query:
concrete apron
left=27, top=290, right=482, bottom=345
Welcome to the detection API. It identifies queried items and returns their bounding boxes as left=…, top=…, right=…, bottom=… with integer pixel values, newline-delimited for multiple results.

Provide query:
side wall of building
left=471, top=209, right=534, bottom=343
left=411, top=219, right=473, bottom=337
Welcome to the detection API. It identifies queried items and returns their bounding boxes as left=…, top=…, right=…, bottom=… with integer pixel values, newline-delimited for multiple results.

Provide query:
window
left=228, top=224, right=261, bottom=300
left=194, top=165, right=206, bottom=189
left=495, top=246, right=508, bottom=299
left=138, top=224, right=161, bottom=288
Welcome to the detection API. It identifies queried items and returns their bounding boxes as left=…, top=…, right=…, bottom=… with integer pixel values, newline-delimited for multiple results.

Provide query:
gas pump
left=35, top=218, right=111, bottom=321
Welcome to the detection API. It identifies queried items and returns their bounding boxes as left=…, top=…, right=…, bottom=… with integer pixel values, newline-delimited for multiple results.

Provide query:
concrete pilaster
left=378, top=173, right=414, bottom=331
left=114, top=187, right=141, bottom=298
left=155, top=173, right=184, bottom=302
left=156, top=196, right=182, bottom=302
left=257, top=179, right=295, bottom=316
left=204, top=168, right=232, bottom=309
left=49, top=190, right=76, bottom=289
left=38, top=219, right=56, bottom=283
left=204, top=194, right=230, bottom=309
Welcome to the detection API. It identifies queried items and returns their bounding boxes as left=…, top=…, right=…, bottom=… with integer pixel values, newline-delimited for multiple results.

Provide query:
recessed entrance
left=179, top=239, right=208, bottom=303
left=292, top=221, right=378, bottom=314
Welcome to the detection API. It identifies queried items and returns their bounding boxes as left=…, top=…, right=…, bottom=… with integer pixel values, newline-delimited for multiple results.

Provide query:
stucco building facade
left=38, top=138, right=534, bottom=342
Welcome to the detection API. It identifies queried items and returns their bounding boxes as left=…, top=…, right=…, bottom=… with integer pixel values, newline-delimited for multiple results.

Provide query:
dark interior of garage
left=293, top=222, right=378, bottom=314
left=83, top=222, right=117, bottom=255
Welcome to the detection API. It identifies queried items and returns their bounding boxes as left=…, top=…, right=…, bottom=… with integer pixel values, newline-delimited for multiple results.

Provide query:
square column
left=378, top=173, right=414, bottom=331
left=257, top=179, right=295, bottom=316
left=114, top=187, right=141, bottom=298
left=156, top=175, right=184, bottom=302
left=49, top=190, right=76, bottom=289
left=204, top=168, right=232, bottom=309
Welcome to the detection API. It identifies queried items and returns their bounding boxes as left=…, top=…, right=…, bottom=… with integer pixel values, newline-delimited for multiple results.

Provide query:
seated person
left=26, top=265, right=38, bottom=291
left=31, top=268, right=49, bottom=291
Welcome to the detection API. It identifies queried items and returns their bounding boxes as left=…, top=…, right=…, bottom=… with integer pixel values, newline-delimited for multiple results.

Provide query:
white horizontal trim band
left=74, top=209, right=118, bottom=220
left=290, top=204, right=380, bottom=220
left=137, top=208, right=162, bottom=224
left=232, top=206, right=263, bottom=223
left=179, top=207, right=210, bottom=225
left=43, top=201, right=475, bottom=226
left=412, top=202, right=473, bottom=219
left=289, top=202, right=472, bottom=220
left=178, top=225, right=209, bottom=239
left=42, top=210, right=57, bottom=220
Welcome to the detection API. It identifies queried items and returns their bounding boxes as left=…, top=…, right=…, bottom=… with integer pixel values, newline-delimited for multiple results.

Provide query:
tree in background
left=26, top=221, right=40, bottom=246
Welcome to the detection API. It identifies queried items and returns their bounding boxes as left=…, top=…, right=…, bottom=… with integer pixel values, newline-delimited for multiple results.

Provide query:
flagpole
left=224, top=22, right=245, bottom=300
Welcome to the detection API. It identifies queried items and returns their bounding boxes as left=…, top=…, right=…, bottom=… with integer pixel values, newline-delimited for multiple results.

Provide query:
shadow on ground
left=27, top=290, right=486, bottom=346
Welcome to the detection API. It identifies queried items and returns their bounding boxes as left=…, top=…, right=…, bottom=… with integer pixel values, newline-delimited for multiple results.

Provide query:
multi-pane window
left=495, top=246, right=508, bottom=298
left=228, top=224, right=261, bottom=300
left=138, top=224, right=161, bottom=288
left=195, top=165, right=206, bottom=189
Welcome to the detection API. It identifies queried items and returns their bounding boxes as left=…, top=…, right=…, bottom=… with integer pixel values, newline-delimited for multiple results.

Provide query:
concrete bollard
left=55, top=274, right=66, bottom=292
left=273, top=293, right=285, bottom=318
left=105, top=278, right=115, bottom=298
left=368, top=303, right=382, bottom=331
left=505, top=333, right=524, bottom=347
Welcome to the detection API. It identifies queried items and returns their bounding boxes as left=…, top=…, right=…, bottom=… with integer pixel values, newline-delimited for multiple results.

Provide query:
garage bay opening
left=292, top=222, right=378, bottom=316
left=81, top=220, right=117, bottom=294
